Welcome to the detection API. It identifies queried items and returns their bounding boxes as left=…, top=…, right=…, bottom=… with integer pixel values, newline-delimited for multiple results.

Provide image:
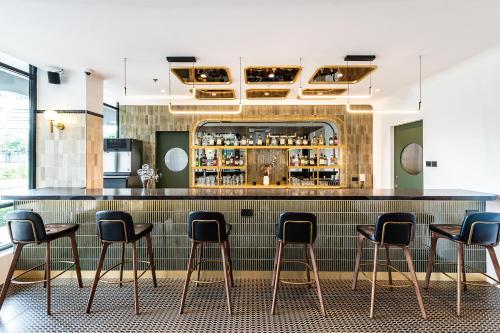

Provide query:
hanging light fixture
left=122, top=57, right=195, bottom=100
left=347, top=55, right=423, bottom=114
left=168, top=57, right=242, bottom=115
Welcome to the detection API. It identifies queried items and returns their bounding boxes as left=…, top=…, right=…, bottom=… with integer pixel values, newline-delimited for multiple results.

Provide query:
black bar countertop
left=0, top=187, right=496, bottom=201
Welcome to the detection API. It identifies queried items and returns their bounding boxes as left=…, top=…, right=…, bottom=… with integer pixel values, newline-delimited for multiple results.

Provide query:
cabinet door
left=156, top=131, right=189, bottom=188
left=394, top=120, right=423, bottom=190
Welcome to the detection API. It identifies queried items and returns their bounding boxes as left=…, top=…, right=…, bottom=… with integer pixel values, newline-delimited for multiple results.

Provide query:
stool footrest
left=11, top=261, right=75, bottom=285
left=359, top=262, right=414, bottom=288
left=99, top=260, right=151, bottom=285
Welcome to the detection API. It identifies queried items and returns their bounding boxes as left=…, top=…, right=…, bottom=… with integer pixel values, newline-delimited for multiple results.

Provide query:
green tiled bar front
left=13, top=199, right=485, bottom=273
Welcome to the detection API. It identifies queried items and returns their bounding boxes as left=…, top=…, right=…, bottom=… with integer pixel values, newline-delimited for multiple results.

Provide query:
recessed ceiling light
left=374, top=88, right=381, bottom=92
left=264, top=92, right=270, bottom=96
left=211, top=92, right=217, bottom=96
left=268, top=73, right=275, bottom=78
left=161, top=89, right=166, bottom=93
left=317, top=92, right=323, bottom=95
left=200, top=73, right=207, bottom=78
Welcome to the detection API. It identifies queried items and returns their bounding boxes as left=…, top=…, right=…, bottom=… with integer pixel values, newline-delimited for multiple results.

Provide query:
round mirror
left=164, top=148, right=188, bottom=172
left=400, top=143, right=423, bottom=175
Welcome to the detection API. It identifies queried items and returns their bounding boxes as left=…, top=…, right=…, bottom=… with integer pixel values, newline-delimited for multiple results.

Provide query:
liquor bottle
left=234, top=136, right=239, bottom=146
left=312, top=134, right=318, bottom=146
left=309, top=154, right=315, bottom=166
left=318, top=132, right=324, bottom=145
left=248, top=136, right=254, bottom=146
left=279, top=137, right=286, bottom=146
left=208, top=135, right=215, bottom=146
left=195, top=155, right=200, bottom=167
left=229, top=154, right=234, bottom=166
left=287, top=136, right=294, bottom=146
left=295, top=136, right=302, bottom=146
left=328, top=136, right=334, bottom=146
left=213, top=152, right=218, bottom=166
left=201, top=153, right=207, bottom=166
left=332, top=150, right=338, bottom=165
left=271, top=136, right=278, bottom=146
left=333, top=132, right=339, bottom=145
left=241, top=136, right=247, bottom=146
left=221, top=152, right=226, bottom=166
left=257, top=135, right=263, bottom=146
left=235, top=155, right=239, bottom=166
left=216, top=134, right=223, bottom=146
left=265, top=135, right=271, bottom=146
left=239, top=155, right=244, bottom=166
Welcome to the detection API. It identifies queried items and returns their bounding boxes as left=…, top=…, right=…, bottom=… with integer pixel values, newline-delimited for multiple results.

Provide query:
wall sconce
left=43, top=110, right=65, bottom=133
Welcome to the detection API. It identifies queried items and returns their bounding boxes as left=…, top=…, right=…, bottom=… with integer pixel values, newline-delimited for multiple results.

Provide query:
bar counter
left=1, top=188, right=496, bottom=274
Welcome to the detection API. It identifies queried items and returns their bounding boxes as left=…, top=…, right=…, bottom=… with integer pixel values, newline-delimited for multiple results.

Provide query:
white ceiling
left=1, top=0, right=500, bottom=106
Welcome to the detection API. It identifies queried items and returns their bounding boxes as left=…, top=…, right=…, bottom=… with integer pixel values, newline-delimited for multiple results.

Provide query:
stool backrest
left=460, top=212, right=500, bottom=246
left=375, top=212, right=416, bottom=246
left=96, top=210, right=135, bottom=242
left=6, top=210, right=46, bottom=243
left=188, top=211, right=226, bottom=242
left=278, top=212, right=317, bottom=244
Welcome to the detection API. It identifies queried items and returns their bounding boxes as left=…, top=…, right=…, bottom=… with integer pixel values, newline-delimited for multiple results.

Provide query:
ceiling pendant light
left=168, top=57, right=243, bottom=115
left=347, top=55, right=423, bottom=114
left=122, top=57, right=195, bottom=100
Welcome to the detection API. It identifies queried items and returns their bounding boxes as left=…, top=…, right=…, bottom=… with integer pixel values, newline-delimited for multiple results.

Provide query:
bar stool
left=0, top=210, right=83, bottom=315
left=271, top=212, right=325, bottom=316
left=352, top=212, right=427, bottom=319
left=86, top=210, right=157, bottom=315
left=180, top=211, right=234, bottom=315
left=424, top=212, right=500, bottom=316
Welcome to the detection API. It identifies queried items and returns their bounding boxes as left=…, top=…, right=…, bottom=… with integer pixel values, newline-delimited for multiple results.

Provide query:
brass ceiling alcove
left=245, top=66, right=301, bottom=84
left=246, top=89, right=290, bottom=99
left=309, top=65, right=376, bottom=84
left=300, top=88, right=347, bottom=97
left=194, top=89, right=235, bottom=100
left=172, top=67, right=232, bottom=84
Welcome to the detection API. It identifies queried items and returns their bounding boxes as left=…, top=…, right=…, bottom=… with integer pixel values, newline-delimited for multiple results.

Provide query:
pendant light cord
left=168, top=61, right=172, bottom=106
left=239, top=56, right=242, bottom=105
left=123, top=57, right=127, bottom=96
left=419, top=55, right=422, bottom=109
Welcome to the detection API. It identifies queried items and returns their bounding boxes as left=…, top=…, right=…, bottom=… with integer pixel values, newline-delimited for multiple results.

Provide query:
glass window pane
left=0, top=67, right=29, bottom=190
left=103, top=104, right=118, bottom=138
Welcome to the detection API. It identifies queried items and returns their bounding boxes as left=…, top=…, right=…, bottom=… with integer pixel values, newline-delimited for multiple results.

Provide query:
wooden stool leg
left=352, top=234, right=364, bottom=290
left=309, top=244, right=326, bottom=316
left=456, top=243, right=464, bottom=317
left=0, top=244, right=24, bottom=310
left=424, top=233, right=438, bottom=289
left=369, top=243, right=379, bottom=319
left=45, top=241, right=52, bottom=315
left=486, top=246, right=500, bottom=282
left=403, top=247, right=427, bottom=319
left=220, top=243, right=233, bottom=315
left=271, top=242, right=279, bottom=288
left=179, top=242, right=197, bottom=314
left=461, top=245, right=467, bottom=292
left=131, top=241, right=140, bottom=315
left=305, top=245, right=311, bottom=288
left=86, top=243, right=109, bottom=314
left=196, top=243, right=203, bottom=287
left=69, top=233, right=83, bottom=288
left=385, top=245, right=393, bottom=286
left=119, top=242, right=125, bottom=288
left=146, top=234, right=157, bottom=288
left=225, top=240, right=234, bottom=287
left=270, top=241, right=283, bottom=315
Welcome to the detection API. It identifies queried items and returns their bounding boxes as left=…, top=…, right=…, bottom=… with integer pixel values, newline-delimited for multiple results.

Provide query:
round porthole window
left=164, top=148, right=188, bottom=172
left=400, top=143, right=423, bottom=175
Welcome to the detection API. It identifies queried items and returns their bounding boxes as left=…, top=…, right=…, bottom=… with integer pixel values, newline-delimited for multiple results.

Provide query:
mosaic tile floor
left=0, top=278, right=499, bottom=332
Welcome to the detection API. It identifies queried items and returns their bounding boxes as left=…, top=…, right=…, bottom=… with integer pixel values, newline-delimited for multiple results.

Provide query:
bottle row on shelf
left=289, top=153, right=338, bottom=167
left=194, top=131, right=339, bottom=147
left=194, top=151, right=245, bottom=167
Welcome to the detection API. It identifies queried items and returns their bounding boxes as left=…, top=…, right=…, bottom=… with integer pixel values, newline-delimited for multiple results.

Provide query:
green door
left=156, top=131, right=189, bottom=188
left=394, top=120, right=423, bottom=190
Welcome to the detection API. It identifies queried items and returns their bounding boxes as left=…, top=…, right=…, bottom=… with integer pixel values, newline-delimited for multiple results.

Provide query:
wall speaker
left=47, top=71, right=61, bottom=84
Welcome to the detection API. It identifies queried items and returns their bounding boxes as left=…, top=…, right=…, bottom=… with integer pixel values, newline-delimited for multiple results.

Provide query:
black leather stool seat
left=45, top=224, right=80, bottom=241
left=134, top=223, right=154, bottom=240
left=429, top=224, right=461, bottom=241
left=356, top=225, right=376, bottom=241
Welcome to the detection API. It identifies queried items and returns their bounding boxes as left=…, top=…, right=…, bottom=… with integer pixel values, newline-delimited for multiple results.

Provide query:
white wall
left=373, top=45, right=500, bottom=195
left=37, top=69, right=87, bottom=110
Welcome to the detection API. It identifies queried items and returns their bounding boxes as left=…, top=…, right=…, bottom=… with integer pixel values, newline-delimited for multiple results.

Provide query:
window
left=103, top=103, right=119, bottom=138
left=0, top=60, right=35, bottom=250
left=0, top=65, right=30, bottom=190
